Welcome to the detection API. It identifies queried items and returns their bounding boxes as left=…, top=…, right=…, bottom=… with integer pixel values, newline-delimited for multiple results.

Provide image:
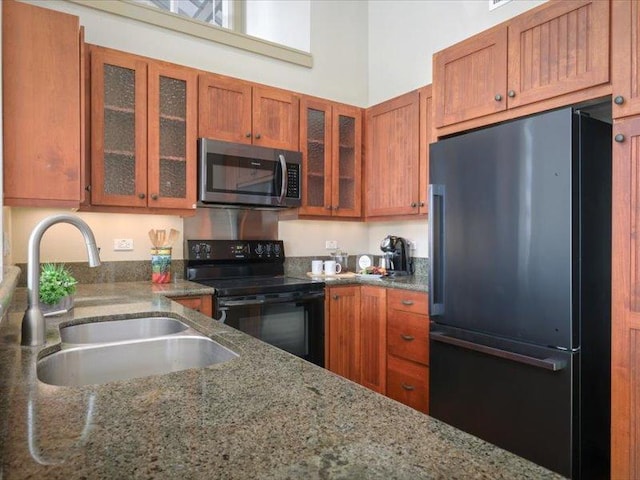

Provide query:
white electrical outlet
left=325, top=240, right=338, bottom=250
left=113, top=238, right=134, bottom=251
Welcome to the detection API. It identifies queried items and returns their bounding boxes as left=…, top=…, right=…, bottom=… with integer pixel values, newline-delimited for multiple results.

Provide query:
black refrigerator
left=428, top=107, right=611, bottom=479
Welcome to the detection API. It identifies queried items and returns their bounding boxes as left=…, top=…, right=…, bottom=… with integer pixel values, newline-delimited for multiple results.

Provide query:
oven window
left=206, top=153, right=279, bottom=196
left=222, top=297, right=324, bottom=366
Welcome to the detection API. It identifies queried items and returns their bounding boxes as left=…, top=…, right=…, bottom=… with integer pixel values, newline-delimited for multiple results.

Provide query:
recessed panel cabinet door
left=507, top=0, right=609, bottom=109
left=147, top=64, right=198, bottom=210
left=360, top=286, right=386, bottom=394
left=612, top=0, right=640, bottom=119
left=365, top=91, right=419, bottom=217
left=3, top=0, right=81, bottom=207
left=252, top=86, right=300, bottom=150
left=326, top=286, right=361, bottom=383
left=198, top=74, right=253, bottom=144
left=433, top=26, right=507, bottom=128
left=91, top=49, right=148, bottom=207
left=611, top=116, right=640, bottom=480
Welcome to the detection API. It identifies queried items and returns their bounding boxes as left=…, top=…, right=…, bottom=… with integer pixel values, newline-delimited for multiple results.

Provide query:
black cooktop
left=197, top=275, right=324, bottom=297
left=185, top=240, right=323, bottom=297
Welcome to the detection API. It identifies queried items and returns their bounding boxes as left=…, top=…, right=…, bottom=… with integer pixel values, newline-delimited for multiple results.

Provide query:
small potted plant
left=39, top=263, right=78, bottom=315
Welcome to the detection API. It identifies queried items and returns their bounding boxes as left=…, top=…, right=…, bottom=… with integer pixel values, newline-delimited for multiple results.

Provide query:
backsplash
left=15, top=256, right=428, bottom=286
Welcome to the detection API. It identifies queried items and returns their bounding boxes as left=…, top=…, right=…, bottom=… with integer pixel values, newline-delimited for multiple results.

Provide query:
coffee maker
left=380, top=235, right=414, bottom=276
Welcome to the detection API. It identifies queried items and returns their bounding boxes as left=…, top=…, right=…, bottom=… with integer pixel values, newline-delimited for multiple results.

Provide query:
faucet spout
left=21, top=214, right=101, bottom=346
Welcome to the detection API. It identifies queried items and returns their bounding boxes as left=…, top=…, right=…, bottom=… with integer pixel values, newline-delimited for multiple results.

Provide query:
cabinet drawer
left=387, top=311, right=429, bottom=365
left=387, top=289, right=427, bottom=314
left=386, top=355, right=429, bottom=414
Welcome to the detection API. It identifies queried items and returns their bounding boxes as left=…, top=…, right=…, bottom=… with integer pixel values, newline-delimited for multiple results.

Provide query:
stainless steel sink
left=60, top=316, right=189, bottom=344
left=37, top=336, right=238, bottom=386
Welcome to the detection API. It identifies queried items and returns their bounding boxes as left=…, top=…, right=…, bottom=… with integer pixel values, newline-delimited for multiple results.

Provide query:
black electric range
left=184, top=239, right=325, bottom=366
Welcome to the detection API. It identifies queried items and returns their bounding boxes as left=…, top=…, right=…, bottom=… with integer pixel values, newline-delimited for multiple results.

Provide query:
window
left=70, top=0, right=312, bottom=67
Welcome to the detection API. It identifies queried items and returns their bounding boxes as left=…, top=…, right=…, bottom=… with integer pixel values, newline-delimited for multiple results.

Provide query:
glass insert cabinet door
left=299, top=98, right=361, bottom=218
left=90, top=46, right=197, bottom=210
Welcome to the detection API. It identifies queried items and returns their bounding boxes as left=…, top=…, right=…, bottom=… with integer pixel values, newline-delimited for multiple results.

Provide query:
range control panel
left=187, top=240, right=284, bottom=261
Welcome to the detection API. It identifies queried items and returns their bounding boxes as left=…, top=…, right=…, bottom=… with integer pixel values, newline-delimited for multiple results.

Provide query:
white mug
left=324, top=260, right=342, bottom=276
left=311, top=260, right=323, bottom=275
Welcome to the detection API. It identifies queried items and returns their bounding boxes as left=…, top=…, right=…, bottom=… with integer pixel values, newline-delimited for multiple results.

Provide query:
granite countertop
left=0, top=280, right=561, bottom=479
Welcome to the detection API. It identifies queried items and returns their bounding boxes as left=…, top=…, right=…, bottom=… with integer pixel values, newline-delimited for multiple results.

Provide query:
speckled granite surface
left=0, top=280, right=564, bottom=479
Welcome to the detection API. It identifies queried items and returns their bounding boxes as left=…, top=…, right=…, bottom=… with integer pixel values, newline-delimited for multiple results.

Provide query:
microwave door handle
left=278, top=154, right=287, bottom=203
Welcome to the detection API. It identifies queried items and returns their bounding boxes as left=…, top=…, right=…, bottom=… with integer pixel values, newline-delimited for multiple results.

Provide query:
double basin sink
left=37, top=316, right=238, bottom=387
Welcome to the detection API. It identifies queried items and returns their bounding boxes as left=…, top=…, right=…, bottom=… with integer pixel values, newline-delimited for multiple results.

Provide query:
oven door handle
left=218, top=292, right=325, bottom=308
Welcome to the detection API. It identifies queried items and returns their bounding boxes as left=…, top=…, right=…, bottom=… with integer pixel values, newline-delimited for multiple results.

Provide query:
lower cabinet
left=326, top=285, right=429, bottom=413
left=171, top=295, right=212, bottom=317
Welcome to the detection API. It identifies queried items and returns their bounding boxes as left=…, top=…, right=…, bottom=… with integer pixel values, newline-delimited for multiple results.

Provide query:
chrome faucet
left=21, top=214, right=101, bottom=346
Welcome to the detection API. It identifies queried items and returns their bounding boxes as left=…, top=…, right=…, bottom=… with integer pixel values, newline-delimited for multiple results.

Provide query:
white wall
left=367, top=0, right=546, bottom=105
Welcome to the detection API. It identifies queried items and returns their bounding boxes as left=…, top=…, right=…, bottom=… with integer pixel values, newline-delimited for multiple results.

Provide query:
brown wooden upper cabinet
left=612, top=0, right=640, bottom=119
left=365, top=91, right=421, bottom=218
left=3, top=0, right=82, bottom=208
left=434, top=0, right=610, bottom=129
left=89, top=46, right=198, bottom=211
left=199, top=74, right=300, bottom=151
left=299, top=97, right=362, bottom=218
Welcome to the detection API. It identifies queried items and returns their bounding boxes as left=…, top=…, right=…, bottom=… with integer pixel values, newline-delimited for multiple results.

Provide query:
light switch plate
left=113, top=238, right=134, bottom=251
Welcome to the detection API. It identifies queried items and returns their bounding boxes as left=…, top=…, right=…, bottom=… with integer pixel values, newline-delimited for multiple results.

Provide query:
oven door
left=216, top=290, right=324, bottom=367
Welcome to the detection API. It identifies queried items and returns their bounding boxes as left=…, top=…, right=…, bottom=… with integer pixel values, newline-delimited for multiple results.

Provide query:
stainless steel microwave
left=198, top=138, right=302, bottom=209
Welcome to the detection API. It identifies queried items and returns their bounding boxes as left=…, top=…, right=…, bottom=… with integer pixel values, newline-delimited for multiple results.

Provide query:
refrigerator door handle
left=430, top=331, right=567, bottom=371
left=428, top=184, right=445, bottom=316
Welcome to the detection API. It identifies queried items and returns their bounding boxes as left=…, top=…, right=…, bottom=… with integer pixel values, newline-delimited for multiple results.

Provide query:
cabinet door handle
left=494, top=93, right=503, bottom=101
left=401, top=300, right=414, bottom=306
left=507, top=90, right=516, bottom=98
left=138, top=193, right=146, bottom=199
left=401, top=383, right=415, bottom=391
left=85, top=185, right=91, bottom=192
left=334, top=205, right=339, bottom=210
left=614, top=95, right=625, bottom=105
left=419, top=202, right=425, bottom=207
left=151, top=194, right=158, bottom=200
left=255, top=133, right=262, bottom=139
left=615, top=134, right=625, bottom=143
left=332, top=295, right=339, bottom=300
left=400, top=334, right=415, bottom=341
left=325, top=205, right=332, bottom=210
left=245, top=132, right=252, bottom=138
left=411, top=202, right=417, bottom=208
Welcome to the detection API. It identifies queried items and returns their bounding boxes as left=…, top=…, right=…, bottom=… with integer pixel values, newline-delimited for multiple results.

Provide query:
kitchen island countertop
left=0, top=280, right=562, bottom=479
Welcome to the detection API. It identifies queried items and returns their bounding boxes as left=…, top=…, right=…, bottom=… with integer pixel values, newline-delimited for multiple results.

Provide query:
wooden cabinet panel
left=252, top=86, right=299, bottom=150
left=199, top=77, right=299, bottom=150
left=386, top=355, right=429, bottom=414
left=90, top=47, right=148, bottom=208
left=387, top=311, right=429, bottom=365
left=365, top=91, right=420, bottom=218
left=433, top=26, right=507, bottom=128
left=360, top=286, right=386, bottom=394
left=326, top=286, right=361, bottom=383
left=147, top=63, right=198, bottom=210
left=3, top=0, right=81, bottom=207
left=171, top=295, right=212, bottom=317
left=198, top=74, right=252, bottom=143
left=331, top=104, right=362, bottom=218
left=418, top=85, right=433, bottom=215
left=299, top=97, right=362, bottom=218
left=89, top=46, right=197, bottom=212
left=612, top=115, right=640, bottom=479
left=507, top=0, right=609, bottom=109
left=387, top=289, right=428, bottom=315
left=612, top=0, right=640, bottom=119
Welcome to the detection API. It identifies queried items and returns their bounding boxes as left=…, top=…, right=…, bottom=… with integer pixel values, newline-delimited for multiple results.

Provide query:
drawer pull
left=401, top=300, right=414, bottom=306
left=401, top=383, right=415, bottom=391
left=400, top=334, right=415, bottom=341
